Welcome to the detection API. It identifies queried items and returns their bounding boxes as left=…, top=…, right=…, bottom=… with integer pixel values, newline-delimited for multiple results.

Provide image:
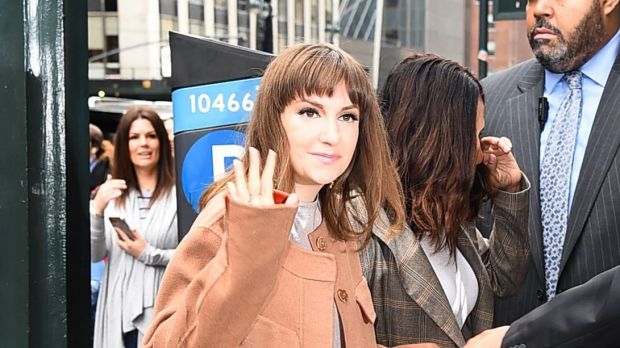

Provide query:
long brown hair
left=112, top=107, right=175, bottom=206
left=380, top=53, right=494, bottom=256
left=200, top=43, right=404, bottom=245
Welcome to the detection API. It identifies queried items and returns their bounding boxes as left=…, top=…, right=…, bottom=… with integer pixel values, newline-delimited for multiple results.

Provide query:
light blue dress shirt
left=540, top=28, right=620, bottom=213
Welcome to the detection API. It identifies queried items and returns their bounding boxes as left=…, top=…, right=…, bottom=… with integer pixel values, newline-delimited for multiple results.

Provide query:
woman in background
left=91, top=107, right=177, bottom=348
left=361, top=53, right=531, bottom=348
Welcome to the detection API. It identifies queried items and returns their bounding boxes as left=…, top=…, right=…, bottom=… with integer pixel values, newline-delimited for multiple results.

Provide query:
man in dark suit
left=463, top=264, right=620, bottom=348
left=479, top=0, right=620, bottom=325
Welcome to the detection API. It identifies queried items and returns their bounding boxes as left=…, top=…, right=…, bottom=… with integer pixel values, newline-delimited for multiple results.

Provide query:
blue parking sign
left=181, top=129, right=245, bottom=212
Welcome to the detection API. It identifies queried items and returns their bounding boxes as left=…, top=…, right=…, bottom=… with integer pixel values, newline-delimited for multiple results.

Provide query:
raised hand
left=92, top=174, right=127, bottom=214
left=226, top=147, right=298, bottom=207
left=481, top=136, right=522, bottom=192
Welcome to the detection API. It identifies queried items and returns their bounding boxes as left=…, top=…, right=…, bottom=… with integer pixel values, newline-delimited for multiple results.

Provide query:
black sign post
left=169, top=32, right=275, bottom=238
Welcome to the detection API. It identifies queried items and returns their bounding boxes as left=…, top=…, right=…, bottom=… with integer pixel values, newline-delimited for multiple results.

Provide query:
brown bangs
left=265, top=44, right=370, bottom=115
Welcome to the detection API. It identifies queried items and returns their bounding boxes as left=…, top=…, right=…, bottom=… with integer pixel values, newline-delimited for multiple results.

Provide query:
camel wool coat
left=144, top=191, right=410, bottom=347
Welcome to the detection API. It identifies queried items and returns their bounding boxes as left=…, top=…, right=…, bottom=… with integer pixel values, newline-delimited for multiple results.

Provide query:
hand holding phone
left=108, top=217, right=136, bottom=241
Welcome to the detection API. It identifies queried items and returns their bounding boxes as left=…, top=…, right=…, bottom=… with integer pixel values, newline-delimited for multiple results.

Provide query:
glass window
left=215, top=9, right=228, bottom=25
left=160, top=0, right=177, bottom=16
left=189, top=2, right=204, bottom=21
left=88, top=0, right=102, bottom=11
left=238, top=0, right=249, bottom=11
left=310, top=0, right=317, bottom=41
left=105, top=35, right=119, bottom=63
left=238, top=2, right=250, bottom=35
left=105, top=0, right=117, bottom=11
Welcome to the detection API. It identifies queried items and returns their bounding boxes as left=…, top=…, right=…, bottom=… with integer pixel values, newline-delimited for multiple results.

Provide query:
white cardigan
left=91, top=187, right=178, bottom=348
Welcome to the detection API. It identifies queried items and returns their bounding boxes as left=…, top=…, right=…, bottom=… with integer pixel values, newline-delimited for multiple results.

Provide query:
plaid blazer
left=360, top=177, right=530, bottom=348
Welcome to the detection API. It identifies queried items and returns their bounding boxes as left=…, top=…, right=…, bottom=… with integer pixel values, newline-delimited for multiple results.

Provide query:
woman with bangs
left=360, top=53, right=531, bottom=347
left=143, top=44, right=437, bottom=347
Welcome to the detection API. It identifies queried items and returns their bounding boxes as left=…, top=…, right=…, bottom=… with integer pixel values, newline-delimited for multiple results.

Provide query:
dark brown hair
left=89, top=123, right=105, bottom=158
left=380, top=53, right=494, bottom=256
left=200, top=43, right=404, bottom=245
left=112, top=107, right=175, bottom=206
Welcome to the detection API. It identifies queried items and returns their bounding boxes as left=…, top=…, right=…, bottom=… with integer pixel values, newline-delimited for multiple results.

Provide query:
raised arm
left=143, top=148, right=300, bottom=347
left=476, top=136, right=531, bottom=295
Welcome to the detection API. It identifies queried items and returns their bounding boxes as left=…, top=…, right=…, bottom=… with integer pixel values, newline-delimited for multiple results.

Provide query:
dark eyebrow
left=299, top=98, right=358, bottom=113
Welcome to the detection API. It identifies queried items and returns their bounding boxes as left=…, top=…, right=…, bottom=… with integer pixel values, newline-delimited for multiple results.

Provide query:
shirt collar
left=545, top=27, right=620, bottom=92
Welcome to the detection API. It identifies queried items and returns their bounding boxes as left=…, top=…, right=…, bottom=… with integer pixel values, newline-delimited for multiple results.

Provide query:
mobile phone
left=108, top=217, right=136, bottom=241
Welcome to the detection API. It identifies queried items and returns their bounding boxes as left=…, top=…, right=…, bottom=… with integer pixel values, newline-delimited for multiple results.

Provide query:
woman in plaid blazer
left=360, top=54, right=531, bottom=348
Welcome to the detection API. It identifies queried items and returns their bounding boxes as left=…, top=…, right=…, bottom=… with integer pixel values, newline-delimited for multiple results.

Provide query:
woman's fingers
left=482, top=136, right=513, bottom=155
left=248, top=147, right=261, bottom=200
left=497, top=136, right=513, bottom=153
left=114, top=227, right=127, bottom=242
left=233, top=159, right=250, bottom=202
left=260, top=150, right=276, bottom=202
left=227, top=148, right=291, bottom=207
left=226, top=181, right=239, bottom=201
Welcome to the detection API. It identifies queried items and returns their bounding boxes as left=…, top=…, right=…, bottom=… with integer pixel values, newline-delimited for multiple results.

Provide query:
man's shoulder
left=482, top=58, right=539, bottom=88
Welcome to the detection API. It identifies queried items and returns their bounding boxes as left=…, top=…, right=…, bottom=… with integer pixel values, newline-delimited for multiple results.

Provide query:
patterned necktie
left=540, top=71, right=583, bottom=300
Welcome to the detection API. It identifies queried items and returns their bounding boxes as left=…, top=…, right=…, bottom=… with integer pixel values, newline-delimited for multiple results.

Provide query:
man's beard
left=528, top=1, right=605, bottom=73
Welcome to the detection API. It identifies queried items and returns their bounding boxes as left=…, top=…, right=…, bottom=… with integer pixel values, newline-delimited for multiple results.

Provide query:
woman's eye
left=299, top=108, right=320, bottom=118
left=339, top=113, right=359, bottom=122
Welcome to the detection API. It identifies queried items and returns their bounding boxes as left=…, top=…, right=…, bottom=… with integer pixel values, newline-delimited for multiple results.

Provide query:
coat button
left=536, top=289, right=546, bottom=302
left=316, top=237, right=328, bottom=251
left=337, top=289, right=349, bottom=303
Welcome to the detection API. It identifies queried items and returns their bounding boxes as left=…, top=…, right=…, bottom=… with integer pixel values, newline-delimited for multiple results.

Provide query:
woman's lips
left=310, top=152, right=341, bottom=164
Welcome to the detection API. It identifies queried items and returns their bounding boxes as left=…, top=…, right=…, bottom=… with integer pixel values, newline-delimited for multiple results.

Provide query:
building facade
left=88, top=0, right=470, bottom=97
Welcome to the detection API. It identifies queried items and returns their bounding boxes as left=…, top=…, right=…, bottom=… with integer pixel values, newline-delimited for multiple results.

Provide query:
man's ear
left=603, top=0, right=620, bottom=17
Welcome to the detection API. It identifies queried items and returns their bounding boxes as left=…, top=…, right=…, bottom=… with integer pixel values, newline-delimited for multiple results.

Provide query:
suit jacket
left=479, top=51, right=620, bottom=325
left=502, top=263, right=620, bottom=348
left=361, top=180, right=530, bottom=348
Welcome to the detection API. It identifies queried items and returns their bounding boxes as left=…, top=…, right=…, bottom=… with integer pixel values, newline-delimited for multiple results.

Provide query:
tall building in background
left=339, top=0, right=468, bottom=87
left=468, top=0, right=532, bottom=76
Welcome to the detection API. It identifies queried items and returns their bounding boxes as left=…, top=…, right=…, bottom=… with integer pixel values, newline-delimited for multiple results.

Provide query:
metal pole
left=0, top=0, right=89, bottom=346
left=0, top=0, right=91, bottom=347
left=478, top=0, right=488, bottom=79
left=372, top=0, right=384, bottom=90
left=249, top=1, right=258, bottom=49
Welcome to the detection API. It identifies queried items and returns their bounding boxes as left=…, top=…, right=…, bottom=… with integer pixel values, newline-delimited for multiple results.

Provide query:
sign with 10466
left=172, top=77, right=261, bottom=212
